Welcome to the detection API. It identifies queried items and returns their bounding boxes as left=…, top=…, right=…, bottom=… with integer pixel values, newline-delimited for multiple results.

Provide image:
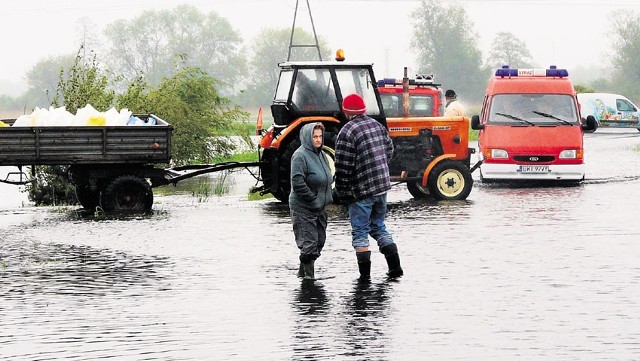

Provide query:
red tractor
left=254, top=55, right=476, bottom=202
left=378, top=74, right=445, bottom=117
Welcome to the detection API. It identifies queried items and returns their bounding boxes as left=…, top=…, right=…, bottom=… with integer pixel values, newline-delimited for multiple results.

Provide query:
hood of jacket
left=300, top=123, right=323, bottom=153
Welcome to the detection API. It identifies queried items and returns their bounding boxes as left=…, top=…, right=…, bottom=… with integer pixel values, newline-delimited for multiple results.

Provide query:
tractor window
left=291, top=69, right=339, bottom=111
left=336, top=69, right=381, bottom=116
left=274, top=69, right=293, bottom=101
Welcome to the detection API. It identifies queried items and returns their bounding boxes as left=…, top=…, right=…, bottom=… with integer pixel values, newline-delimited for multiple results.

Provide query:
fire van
left=471, top=65, right=596, bottom=182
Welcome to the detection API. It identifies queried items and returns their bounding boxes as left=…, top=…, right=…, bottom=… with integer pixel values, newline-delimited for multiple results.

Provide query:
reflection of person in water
left=290, top=281, right=330, bottom=358
left=293, top=280, right=329, bottom=316
left=339, top=280, right=393, bottom=359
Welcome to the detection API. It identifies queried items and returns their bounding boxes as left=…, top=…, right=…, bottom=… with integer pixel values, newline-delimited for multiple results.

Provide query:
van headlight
left=559, top=149, right=577, bottom=159
left=488, top=148, right=508, bottom=159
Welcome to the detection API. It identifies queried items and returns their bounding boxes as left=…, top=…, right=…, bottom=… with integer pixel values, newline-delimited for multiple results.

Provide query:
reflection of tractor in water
left=254, top=54, right=477, bottom=202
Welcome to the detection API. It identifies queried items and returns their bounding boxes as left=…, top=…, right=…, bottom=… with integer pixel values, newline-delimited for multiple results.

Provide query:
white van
left=577, top=93, right=640, bottom=132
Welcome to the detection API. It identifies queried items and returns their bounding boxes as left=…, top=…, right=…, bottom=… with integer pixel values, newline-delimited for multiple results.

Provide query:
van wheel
left=427, top=160, right=473, bottom=200
left=101, top=175, right=153, bottom=214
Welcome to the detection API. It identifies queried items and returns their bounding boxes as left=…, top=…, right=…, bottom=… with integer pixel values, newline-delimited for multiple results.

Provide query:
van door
left=614, top=96, right=640, bottom=125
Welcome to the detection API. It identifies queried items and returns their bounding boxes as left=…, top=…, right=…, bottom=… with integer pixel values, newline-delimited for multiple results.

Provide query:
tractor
left=253, top=52, right=477, bottom=202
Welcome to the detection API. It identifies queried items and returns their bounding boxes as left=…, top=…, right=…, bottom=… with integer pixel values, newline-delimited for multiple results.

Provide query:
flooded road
left=1, top=128, right=639, bottom=360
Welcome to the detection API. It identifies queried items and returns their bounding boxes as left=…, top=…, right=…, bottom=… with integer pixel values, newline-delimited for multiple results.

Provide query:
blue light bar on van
left=378, top=78, right=398, bottom=86
left=495, top=65, right=569, bottom=78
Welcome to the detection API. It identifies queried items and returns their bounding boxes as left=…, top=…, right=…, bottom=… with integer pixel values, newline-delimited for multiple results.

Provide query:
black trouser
left=291, top=208, right=327, bottom=261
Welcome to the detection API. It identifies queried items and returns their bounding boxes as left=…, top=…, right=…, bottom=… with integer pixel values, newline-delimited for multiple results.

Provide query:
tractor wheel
left=75, top=185, right=100, bottom=211
left=427, top=160, right=473, bottom=200
left=407, top=178, right=430, bottom=199
left=101, top=175, right=153, bottom=214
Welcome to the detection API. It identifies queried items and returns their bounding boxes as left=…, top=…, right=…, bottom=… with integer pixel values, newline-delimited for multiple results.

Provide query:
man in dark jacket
left=289, top=122, right=334, bottom=280
left=334, top=93, right=403, bottom=279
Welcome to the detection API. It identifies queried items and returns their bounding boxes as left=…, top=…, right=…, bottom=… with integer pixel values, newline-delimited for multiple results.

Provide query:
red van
left=471, top=66, right=596, bottom=182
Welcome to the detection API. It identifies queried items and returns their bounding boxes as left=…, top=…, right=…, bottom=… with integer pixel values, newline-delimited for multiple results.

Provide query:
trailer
left=0, top=114, right=261, bottom=213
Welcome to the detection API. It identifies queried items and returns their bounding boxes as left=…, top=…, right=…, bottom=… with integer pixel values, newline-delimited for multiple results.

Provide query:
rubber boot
left=356, top=251, right=371, bottom=280
left=380, top=244, right=404, bottom=278
left=302, top=259, right=315, bottom=280
left=297, top=263, right=304, bottom=278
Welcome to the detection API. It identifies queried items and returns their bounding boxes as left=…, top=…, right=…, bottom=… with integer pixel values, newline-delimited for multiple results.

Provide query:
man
left=444, top=89, right=466, bottom=117
left=334, top=93, right=403, bottom=279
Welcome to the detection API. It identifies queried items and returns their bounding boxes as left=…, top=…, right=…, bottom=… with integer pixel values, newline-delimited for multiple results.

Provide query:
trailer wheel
left=75, top=185, right=100, bottom=211
left=101, top=175, right=153, bottom=214
left=427, top=160, right=473, bottom=200
left=407, top=179, right=430, bottom=199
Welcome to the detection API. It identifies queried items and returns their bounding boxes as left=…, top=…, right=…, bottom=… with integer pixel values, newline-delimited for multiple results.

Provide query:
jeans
left=348, top=193, right=394, bottom=249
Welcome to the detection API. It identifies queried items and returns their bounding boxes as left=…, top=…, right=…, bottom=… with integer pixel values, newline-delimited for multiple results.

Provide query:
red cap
left=342, top=93, right=366, bottom=115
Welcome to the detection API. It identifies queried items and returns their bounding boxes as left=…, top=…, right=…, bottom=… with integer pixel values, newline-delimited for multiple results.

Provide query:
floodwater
left=1, top=128, right=639, bottom=360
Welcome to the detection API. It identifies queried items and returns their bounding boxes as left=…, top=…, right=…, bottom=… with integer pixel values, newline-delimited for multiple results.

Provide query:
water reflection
left=0, top=239, right=171, bottom=298
left=291, top=280, right=331, bottom=360
left=339, top=279, right=394, bottom=360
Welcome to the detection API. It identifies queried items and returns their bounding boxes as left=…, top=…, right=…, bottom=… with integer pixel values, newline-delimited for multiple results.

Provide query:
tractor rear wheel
left=101, top=175, right=153, bottom=214
left=427, top=160, right=473, bottom=200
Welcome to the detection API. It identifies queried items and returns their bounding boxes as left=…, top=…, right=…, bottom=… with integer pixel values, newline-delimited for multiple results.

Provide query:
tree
left=28, top=47, right=116, bottom=206
left=486, top=32, right=533, bottom=69
left=237, top=27, right=332, bottom=108
left=609, top=9, right=640, bottom=99
left=22, top=54, right=76, bottom=110
left=411, top=0, right=489, bottom=103
left=117, top=67, right=249, bottom=166
left=103, top=4, right=246, bottom=92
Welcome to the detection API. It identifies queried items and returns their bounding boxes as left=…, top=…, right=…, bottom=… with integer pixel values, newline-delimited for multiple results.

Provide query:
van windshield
left=489, top=94, right=579, bottom=126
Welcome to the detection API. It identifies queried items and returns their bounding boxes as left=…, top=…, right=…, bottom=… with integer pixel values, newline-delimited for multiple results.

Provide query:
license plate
left=519, top=165, right=549, bottom=173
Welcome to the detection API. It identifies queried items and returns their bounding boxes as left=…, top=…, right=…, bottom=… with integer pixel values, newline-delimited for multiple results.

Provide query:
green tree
left=22, top=54, right=76, bottom=110
left=574, top=84, right=595, bottom=93
left=103, top=4, right=246, bottom=92
left=411, top=0, right=488, bottom=103
left=237, top=27, right=332, bottom=108
left=609, top=9, right=640, bottom=99
left=118, top=67, right=249, bottom=166
left=27, top=47, right=115, bottom=206
left=486, top=32, right=533, bottom=69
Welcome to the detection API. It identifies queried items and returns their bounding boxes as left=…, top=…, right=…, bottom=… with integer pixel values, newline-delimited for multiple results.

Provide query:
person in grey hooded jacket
left=289, top=122, right=334, bottom=280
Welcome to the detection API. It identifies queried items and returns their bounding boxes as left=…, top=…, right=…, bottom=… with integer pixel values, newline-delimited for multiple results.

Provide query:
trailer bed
left=0, top=115, right=172, bottom=166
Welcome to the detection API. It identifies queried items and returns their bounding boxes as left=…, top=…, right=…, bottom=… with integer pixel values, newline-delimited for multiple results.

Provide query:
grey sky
left=0, top=0, right=636, bottom=95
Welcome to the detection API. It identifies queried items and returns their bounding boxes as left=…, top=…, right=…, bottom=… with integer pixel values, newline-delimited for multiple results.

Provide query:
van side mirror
left=471, top=115, right=484, bottom=130
left=582, top=115, right=597, bottom=131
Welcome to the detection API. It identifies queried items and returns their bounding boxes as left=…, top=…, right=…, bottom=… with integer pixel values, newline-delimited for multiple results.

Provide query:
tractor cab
left=256, top=58, right=386, bottom=202
left=270, top=61, right=386, bottom=127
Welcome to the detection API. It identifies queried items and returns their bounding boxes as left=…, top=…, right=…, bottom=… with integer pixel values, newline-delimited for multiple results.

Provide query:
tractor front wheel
left=407, top=177, right=430, bottom=199
left=427, top=160, right=473, bottom=200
